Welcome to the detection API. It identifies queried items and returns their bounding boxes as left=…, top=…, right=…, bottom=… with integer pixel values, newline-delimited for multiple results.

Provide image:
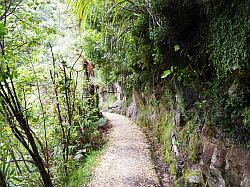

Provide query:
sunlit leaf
left=174, top=44, right=180, bottom=51
left=161, top=69, right=172, bottom=79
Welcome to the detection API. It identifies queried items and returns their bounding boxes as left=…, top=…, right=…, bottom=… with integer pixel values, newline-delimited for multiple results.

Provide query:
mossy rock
left=178, top=119, right=203, bottom=163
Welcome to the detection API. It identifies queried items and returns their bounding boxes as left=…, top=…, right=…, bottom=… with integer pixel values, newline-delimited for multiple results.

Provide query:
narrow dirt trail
left=87, top=112, right=161, bottom=187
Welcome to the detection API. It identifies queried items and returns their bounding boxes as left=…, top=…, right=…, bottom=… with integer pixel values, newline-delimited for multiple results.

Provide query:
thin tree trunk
left=49, top=44, right=68, bottom=179
left=0, top=81, right=53, bottom=187
left=31, top=63, right=50, bottom=170
left=0, top=169, right=7, bottom=187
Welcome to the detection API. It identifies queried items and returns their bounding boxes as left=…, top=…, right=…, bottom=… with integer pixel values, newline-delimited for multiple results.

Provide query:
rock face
left=106, top=81, right=125, bottom=114
left=114, top=81, right=124, bottom=100
left=108, top=88, right=250, bottom=187
left=200, top=132, right=250, bottom=187
left=174, top=93, right=184, bottom=127
left=108, top=100, right=123, bottom=113
left=126, top=92, right=139, bottom=119
left=225, top=146, right=250, bottom=187
left=188, top=175, right=201, bottom=184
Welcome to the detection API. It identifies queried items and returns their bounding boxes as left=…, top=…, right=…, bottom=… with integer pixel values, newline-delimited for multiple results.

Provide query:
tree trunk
left=0, top=169, right=7, bottom=187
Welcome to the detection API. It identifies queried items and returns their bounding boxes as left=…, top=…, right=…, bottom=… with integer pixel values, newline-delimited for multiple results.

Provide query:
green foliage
left=159, top=113, right=176, bottom=175
left=68, top=149, right=103, bottom=187
left=242, top=107, right=250, bottom=127
left=136, top=105, right=153, bottom=129
left=0, top=122, right=40, bottom=186
left=207, top=0, right=250, bottom=146
left=161, top=69, right=172, bottom=79
left=0, top=0, right=107, bottom=186
left=100, top=93, right=116, bottom=110
left=210, top=77, right=250, bottom=145
left=210, top=11, right=248, bottom=77
left=179, top=119, right=202, bottom=163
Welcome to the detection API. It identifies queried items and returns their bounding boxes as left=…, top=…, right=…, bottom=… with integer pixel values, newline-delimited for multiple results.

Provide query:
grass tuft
left=68, top=149, right=104, bottom=187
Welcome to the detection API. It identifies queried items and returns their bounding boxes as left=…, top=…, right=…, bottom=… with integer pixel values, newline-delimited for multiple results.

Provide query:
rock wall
left=201, top=127, right=250, bottom=187
left=131, top=92, right=250, bottom=187
left=126, top=92, right=139, bottom=119
left=102, top=83, right=250, bottom=187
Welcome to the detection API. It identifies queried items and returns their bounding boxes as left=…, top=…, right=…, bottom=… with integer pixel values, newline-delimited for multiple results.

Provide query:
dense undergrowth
left=0, top=1, right=108, bottom=186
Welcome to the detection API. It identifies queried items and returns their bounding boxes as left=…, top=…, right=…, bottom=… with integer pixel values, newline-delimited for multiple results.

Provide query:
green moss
left=136, top=104, right=152, bottom=128
left=162, top=89, right=174, bottom=110
left=137, top=98, right=178, bottom=176
left=181, top=166, right=205, bottom=187
left=164, top=147, right=177, bottom=176
left=210, top=4, right=248, bottom=77
left=179, top=119, right=202, bottom=163
left=189, top=134, right=202, bottom=163
left=175, top=172, right=202, bottom=187
left=158, top=112, right=177, bottom=175
left=208, top=0, right=250, bottom=147
left=183, top=169, right=200, bottom=180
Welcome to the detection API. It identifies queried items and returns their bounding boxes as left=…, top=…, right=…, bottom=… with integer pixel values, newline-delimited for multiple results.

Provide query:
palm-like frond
left=68, top=0, right=145, bottom=30
left=68, top=0, right=149, bottom=63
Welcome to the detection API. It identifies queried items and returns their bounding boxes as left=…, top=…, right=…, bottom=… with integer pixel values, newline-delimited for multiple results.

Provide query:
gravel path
left=87, top=112, right=161, bottom=187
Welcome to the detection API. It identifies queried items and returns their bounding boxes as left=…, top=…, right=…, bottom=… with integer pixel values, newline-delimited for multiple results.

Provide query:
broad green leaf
left=174, top=44, right=180, bottom=51
left=161, top=69, right=172, bottom=78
